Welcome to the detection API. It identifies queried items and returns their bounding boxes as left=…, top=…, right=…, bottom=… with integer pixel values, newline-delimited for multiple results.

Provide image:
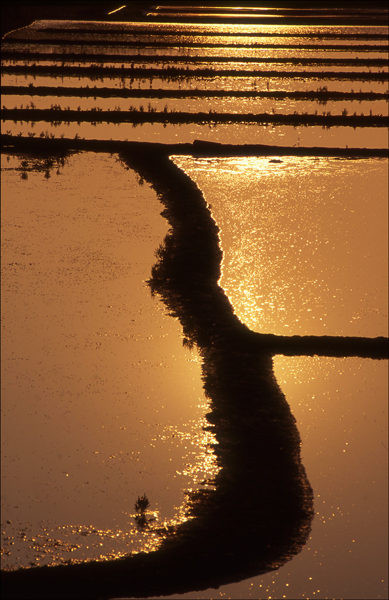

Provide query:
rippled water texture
left=161, top=154, right=388, bottom=599
left=2, top=19, right=388, bottom=147
left=172, top=155, right=388, bottom=337
left=1, top=151, right=218, bottom=569
left=1, top=10, right=388, bottom=600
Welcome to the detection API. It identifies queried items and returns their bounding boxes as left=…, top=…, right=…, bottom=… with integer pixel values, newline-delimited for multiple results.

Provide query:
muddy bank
left=1, top=135, right=388, bottom=158
left=2, top=85, right=387, bottom=102
left=3, top=63, right=388, bottom=81
left=3, top=108, right=388, bottom=128
left=2, top=50, right=386, bottom=67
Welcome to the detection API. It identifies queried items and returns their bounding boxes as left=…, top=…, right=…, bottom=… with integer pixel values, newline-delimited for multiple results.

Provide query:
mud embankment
left=2, top=85, right=387, bottom=102
left=2, top=135, right=388, bottom=159
left=3, top=63, right=388, bottom=80
left=2, top=50, right=387, bottom=67
left=3, top=107, right=388, bottom=128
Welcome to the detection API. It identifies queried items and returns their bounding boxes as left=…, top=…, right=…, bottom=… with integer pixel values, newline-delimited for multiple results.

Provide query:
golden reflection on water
left=166, top=154, right=387, bottom=598
left=172, top=155, right=388, bottom=338
left=1, top=152, right=219, bottom=570
left=1, top=408, right=218, bottom=570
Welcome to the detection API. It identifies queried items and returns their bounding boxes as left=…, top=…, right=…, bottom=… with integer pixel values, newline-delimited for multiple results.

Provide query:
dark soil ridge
left=144, top=12, right=389, bottom=26
left=1, top=140, right=388, bottom=599
left=3, top=63, right=388, bottom=80
left=2, top=85, right=387, bottom=102
left=2, top=50, right=387, bottom=67
left=24, top=26, right=388, bottom=39
left=4, top=37, right=387, bottom=51
left=137, top=16, right=389, bottom=26
left=2, top=135, right=388, bottom=159
left=3, top=107, right=387, bottom=128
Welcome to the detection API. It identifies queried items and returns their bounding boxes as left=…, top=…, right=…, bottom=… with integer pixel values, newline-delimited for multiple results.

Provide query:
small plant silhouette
left=134, top=494, right=155, bottom=530
left=135, top=494, right=150, bottom=513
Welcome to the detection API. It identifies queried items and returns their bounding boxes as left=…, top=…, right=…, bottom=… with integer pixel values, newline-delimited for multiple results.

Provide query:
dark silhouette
left=3, top=63, right=388, bottom=81
left=2, top=107, right=388, bottom=128
left=134, top=494, right=150, bottom=514
left=2, top=84, right=387, bottom=103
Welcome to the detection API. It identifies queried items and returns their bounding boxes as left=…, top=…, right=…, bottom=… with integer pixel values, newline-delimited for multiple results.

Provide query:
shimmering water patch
left=1, top=152, right=218, bottom=570
left=2, top=120, right=387, bottom=149
left=2, top=94, right=387, bottom=118
left=172, top=155, right=388, bottom=337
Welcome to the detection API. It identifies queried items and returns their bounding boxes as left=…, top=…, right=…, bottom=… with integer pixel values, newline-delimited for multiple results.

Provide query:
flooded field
left=1, top=151, right=219, bottom=569
left=3, top=94, right=387, bottom=117
left=3, top=120, right=387, bottom=149
left=3, top=75, right=388, bottom=99
left=1, top=13, right=388, bottom=148
left=172, top=155, right=388, bottom=337
left=1, top=4, right=388, bottom=600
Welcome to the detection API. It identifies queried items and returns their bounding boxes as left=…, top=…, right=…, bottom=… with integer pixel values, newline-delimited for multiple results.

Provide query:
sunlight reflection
left=171, top=155, right=388, bottom=337
left=107, top=5, right=127, bottom=16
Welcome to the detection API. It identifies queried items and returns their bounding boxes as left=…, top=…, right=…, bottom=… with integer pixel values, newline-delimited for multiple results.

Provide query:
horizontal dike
left=2, top=64, right=388, bottom=80
left=4, top=38, right=388, bottom=51
left=2, top=51, right=388, bottom=67
left=2, top=108, right=387, bottom=127
left=2, top=135, right=388, bottom=158
left=141, top=16, right=389, bottom=26
left=29, top=27, right=389, bottom=39
left=1, top=86, right=387, bottom=102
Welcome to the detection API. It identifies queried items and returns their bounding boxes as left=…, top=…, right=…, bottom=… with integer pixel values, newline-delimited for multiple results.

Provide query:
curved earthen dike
left=1, top=144, right=315, bottom=599
left=2, top=139, right=387, bottom=598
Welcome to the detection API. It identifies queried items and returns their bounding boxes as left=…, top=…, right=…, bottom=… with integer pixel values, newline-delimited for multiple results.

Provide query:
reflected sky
left=1, top=152, right=219, bottom=570
left=3, top=94, right=386, bottom=117
left=158, top=357, right=387, bottom=600
left=172, top=155, right=388, bottom=337
left=155, top=155, right=388, bottom=600
left=1, top=12, right=388, bottom=600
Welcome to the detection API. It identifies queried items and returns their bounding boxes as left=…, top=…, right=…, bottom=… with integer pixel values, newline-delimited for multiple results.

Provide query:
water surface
left=1, top=151, right=218, bottom=569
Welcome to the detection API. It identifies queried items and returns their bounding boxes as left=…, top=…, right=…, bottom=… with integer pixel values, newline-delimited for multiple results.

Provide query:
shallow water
left=3, top=94, right=387, bottom=117
left=3, top=72, right=387, bottom=96
left=155, top=155, right=388, bottom=600
left=3, top=58, right=387, bottom=75
left=3, top=119, right=386, bottom=150
left=6, top=30, right=389, bottom=49
left=172, top=155, right=388, bottom=337
left=1, top=151, right=218, bottom=569
left=3, top=48, right=388, bottom=60
left=4, top=41, right=388, bottom=58
left=1, top=13, right=388, bottom=600
left=159, top=355, right=388, bottom=600
left=26, top=19, right=389, bottom=37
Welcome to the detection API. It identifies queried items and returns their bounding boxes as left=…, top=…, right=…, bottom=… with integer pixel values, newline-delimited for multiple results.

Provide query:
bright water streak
left=162, top=155, right=388, bottom=600
left=172, top=155, right=388, bottom=337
